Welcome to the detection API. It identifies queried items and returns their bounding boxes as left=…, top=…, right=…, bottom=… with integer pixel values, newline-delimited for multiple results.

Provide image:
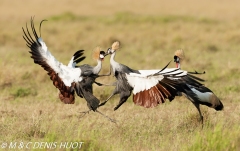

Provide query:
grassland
left=0, top=0, right=240, bottom=150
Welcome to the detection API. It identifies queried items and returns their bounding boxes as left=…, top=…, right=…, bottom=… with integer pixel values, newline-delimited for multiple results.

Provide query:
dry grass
left=1, top=0, right=240, bottom=150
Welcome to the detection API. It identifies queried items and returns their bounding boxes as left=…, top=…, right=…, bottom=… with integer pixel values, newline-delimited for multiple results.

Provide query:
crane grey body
left=70, top=49, right=116, bottom=122
left=78, top=59, right=102, bottom=76
left=74, top=67, right=100, bottom=111
left=68, top=49, right=111, bottom=112
left=100, top=51, right=137, bottom=110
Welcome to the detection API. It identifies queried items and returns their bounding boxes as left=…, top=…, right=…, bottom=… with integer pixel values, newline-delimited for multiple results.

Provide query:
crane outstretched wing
left=22, top=17, right=85, bottom=104
left=125, top=67, right=204, bottom=108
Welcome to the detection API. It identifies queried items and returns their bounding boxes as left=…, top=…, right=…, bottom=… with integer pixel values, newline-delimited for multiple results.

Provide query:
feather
left=92, top=47, right=101, bottom=60
left=133, top=86, right=164, bottom=108
left=68, top=50, right=86, bottom=68
left=112, top=41, right=120, bottom=51
left=22, top=17, right=85, bottom=103
left=174, top=49, right=185, bottom=60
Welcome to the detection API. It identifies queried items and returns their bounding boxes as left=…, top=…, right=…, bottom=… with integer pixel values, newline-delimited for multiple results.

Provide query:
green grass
left=0, top=0, right=240, bottom=150
left=189, top=123, right=240, bottom=151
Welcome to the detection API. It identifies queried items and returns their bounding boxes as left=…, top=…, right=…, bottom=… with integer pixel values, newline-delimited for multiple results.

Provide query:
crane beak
left=104, top=48, right=111, bottom=56
left=104, top=52, right=109, bottom=56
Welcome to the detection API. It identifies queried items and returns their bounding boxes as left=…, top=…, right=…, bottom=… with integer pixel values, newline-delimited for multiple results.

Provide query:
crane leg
left=78, top=109, right=116, bottom=123
left=114, top=91, right=131, bottom=111
left=114, top=97, right=127, bottom=111
left=98, top=92, right=117, bottom=107
left=98, top=66, right=112, bottom=77
left=192, top=102, right=203, bottom=125
left=78, top=110, right=91, bottom=118
left=94, top=81, right=116, bottom=86
left=96, top=109, right=117, bottom=123
left=98, top=73, right=111, bottom=77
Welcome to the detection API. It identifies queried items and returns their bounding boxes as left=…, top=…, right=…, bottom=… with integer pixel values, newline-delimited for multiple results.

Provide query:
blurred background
left=0, top=0, right=240, bottom=150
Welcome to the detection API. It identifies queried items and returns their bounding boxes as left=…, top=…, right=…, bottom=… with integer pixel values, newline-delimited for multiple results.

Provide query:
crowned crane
left=99, top=41, right=203, bottom=111
left=174, top=50, right=224, bottom=123
left=70, top=47, right=113, bottom=118
left=68, top=47, right=106, bottom=112
left=22, top=17, right=115, bottom=122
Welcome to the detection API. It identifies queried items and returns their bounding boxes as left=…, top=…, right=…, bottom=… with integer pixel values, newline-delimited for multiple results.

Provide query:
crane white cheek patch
left=100, top=54, right=104, bottom=59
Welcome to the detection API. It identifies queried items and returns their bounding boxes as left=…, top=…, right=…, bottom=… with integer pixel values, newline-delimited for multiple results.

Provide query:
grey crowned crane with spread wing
left=99, top=41, right=204, bottom=111
left=174, top=50, right=223, bottom=123
left=68, top=47, right=107, bottom=112
left=22, top=17, right=108, bottom=115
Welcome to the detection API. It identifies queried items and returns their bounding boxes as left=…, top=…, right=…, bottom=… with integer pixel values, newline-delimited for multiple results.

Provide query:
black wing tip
left=73, top=50, right=84, bottom=56
left=188, top=70, right=206, bottom=75
left=22, top=17, right=37, bottom=46
left=22, top=16, right=47, bottom=48
left=72, top=50, right=86, bottom=63
left=188, top=74, right=205, bottom=82
left=75, top=56, right=86, bottom=64
left=158, top=60, right=172, bottom=73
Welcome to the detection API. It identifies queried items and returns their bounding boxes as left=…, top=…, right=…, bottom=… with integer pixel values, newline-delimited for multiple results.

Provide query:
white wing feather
left=67, top=56, right=75, bottom=68
left=126, top=70, right=163, bottom=94
left=38, top=39, right=82, bottom=86
left=126, top=68, right=188, bottom=94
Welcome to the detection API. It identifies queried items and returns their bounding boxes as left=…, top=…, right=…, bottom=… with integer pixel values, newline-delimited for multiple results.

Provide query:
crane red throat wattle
left=176, top=62, right=179, bottom=68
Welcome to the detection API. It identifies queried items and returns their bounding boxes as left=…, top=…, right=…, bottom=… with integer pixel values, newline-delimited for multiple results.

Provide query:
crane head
left=105, top=48, right=113, bottom=56
left=105, top=41, right=120, bottom=56
left=92, top=47, right=106, bottom=61
left=174, top=49, right=184, bottom=69
left=99, top=51, right=105, bottom=61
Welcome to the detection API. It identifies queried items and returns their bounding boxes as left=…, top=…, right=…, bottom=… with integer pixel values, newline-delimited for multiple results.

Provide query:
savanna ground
left=0, top=0, right=240, bottom=150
